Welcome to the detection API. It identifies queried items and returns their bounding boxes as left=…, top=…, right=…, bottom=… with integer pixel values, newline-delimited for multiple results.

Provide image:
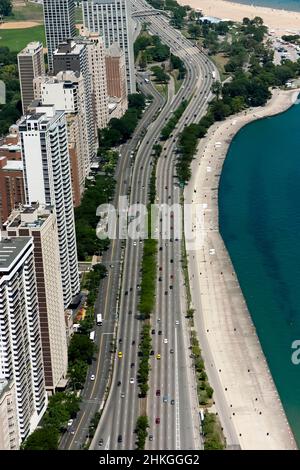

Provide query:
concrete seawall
left=184, top=89, right=299, bottom=449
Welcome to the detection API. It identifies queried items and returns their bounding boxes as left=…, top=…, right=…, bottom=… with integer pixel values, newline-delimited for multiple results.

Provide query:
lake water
left=219, top=99, right=300, bottom=446
left=232, top=0, right=300, bottom=12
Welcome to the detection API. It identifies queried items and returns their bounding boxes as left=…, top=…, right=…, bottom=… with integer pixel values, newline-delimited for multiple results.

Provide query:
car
left=130, top=378, right=135, bottom=384
left=121, top=392, right=125, bottom=398
left=159, top=247, right=162, bottom=251
left=125, top=291, right=128, bottom=295
left=132, top=340, right=135, bottom=345
left=131, top=362, right=135, bottom=368
left=156, top=389, right=161, bottom=396
left=90, top=374, right=95, bottom=381
left=164, top=338, right=168, bottom=344
left=164, top=291, right=168, bottom=295
left=155, top=417, right=160, bottom=424
left=128, top=310, right=132, bottom=315
left=152, top=329, right=155, bottom=334
left=171, top=399, right=175, bottom=405
left=156, top=354, right=161, bottom=360
left=149, top=434, right=153, bottom=441
left=159, top=277, right=162, bottom=282
left=67, top=419, right=73, bottom=427
left=170, top=349, right=174, bottom=354
left=118, top=351, right=123, bottom=358
left=119, top=338, right=122, bottom=343
left=99, top=438, right=104, bottom=446
left=175, top=320, right=180, bottom=325
left=159, top=267, right=162, bottom=271
left=133, top=241, right=137, bottom=246
left=150, top=350, right=154, bottom=355
left=170, top=259, right=174, bottom=263
left=118, top=435, right=122, bottom=443
left=117, top=380, right=121, bottom=386
left=157, top=318, right=161, bottom=323
left=158, top=330, right=162, bottom=335
left=163, top=395, right=168, bottom=403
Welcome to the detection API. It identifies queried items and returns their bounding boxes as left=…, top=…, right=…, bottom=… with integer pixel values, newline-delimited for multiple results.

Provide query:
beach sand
left=178, top=0, right=300, bottom=35
left=185, top=89, right=299, bottom=449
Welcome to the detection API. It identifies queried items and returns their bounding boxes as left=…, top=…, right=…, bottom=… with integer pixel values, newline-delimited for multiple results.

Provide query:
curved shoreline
left=178, top=0, right=300, bottom=35
left=184, top=88, right=299, bottom=449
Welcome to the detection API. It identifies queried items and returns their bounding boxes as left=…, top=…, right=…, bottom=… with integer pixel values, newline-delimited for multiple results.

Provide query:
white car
left=90, top=374, right=95, bottom=381
left=121, top=392, right=125, bottom=398
left=175, top=320, right=180, bottom=325
left=164, top=338, right=168, bottom=344
left=130, top=378, right=135, bottom=384
left=67, top=419, right=73, bottom=427
left=133, top=241, right=137, bottom=246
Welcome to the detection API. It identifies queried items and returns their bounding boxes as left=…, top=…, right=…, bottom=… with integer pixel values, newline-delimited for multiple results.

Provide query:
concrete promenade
left=184, top=89, right=299, bottom=449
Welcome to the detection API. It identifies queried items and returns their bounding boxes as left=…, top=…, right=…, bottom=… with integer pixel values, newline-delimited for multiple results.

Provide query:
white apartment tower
left=82, top=0, right=136, bottom=94
left=43, top=0, right=77, bottom=72
left=0, top=379, right=19, bottom=449
left=0, top=237, right=47, bottom=441
left=6, top=205, right=68, bottom=394
left=34, top=71, right=89, bottom=197
left=17, top=42, right=45, bottom=114
left=19, top=105, right=80, bottom=308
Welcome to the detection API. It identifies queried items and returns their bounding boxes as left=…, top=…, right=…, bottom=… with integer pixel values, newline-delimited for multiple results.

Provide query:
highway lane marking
left=105, top=436, right=110, bottom=450
left=175, top=328, right=181, bottom=450
left=69, top=410, right=86, bottom=449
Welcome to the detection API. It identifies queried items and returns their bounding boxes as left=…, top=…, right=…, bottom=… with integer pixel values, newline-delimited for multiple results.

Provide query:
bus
left=97, top=314, right=103, bottom=326
left=89, top=331, right=95, bottom=342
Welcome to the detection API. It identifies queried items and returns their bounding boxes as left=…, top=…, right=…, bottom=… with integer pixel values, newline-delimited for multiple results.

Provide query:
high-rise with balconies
left=18, top=105, right=80, bottom=308
left=0, top=237, right=47, bottom=442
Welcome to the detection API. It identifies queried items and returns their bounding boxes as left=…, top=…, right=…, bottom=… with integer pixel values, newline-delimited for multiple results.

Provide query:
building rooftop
left=0, top=237, right=32, bottom=271
left=0, top=158, right=23, bottom=171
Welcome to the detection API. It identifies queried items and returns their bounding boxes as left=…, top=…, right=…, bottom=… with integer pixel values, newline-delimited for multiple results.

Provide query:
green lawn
left=6, top=3, right=44, bottom=22
left=0, top=25, right=46, bottom=52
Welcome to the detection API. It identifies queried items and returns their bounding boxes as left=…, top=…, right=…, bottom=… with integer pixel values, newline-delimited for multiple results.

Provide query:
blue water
left=219, top=100, right=300, bottom=447
left=232, top=0, right=300, bottom=12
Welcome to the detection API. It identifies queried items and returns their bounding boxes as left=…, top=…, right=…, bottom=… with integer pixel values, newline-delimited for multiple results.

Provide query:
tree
left=211, top=81, right=222, bottom=100
left=22, top=427, right=59, bottom=450
left=68, top=334, right=95, bottom=364
left=188, top=24, right=201, bottom=39
left=69, top=359, right=88, bottom=389
left=0, top=0, right=12, bottom=16
left=151, top=66, right=169, bottom=83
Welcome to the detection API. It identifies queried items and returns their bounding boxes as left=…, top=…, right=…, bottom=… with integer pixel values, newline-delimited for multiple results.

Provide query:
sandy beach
left=0, top=21, right=41, bottom=29
left=178, top=0, right=300, bottom=35
left=185, top=88, right=299, bottom=449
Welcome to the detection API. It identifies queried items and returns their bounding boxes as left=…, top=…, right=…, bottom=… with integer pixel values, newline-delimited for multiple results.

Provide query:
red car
left=155, top=417, right=160, bottom=424
left=156, top=389, right=160, bottom=396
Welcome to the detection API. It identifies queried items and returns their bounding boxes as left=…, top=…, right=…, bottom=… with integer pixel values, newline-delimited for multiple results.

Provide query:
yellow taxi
left=156, top=354, right=161, bottom=360
left=118, top=351, right=123, bottom=358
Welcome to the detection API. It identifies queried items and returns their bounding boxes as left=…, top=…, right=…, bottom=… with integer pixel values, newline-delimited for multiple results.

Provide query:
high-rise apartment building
left=0, top=237, right=47, bottom=441
left=19, top=105, right=80, bottom=308
left=34, top=71, right=89, bottom=200
left=53, top=40, right=96, bottom=166
left=6, top=205, right=68, bottom=393
left=82, top=0, right=136, bottom=94
left=0, top=379, right=18, bottom=450
left=43, top=0, right=76, bottom=72
left=105, top=43, right=128, bottom=119
left=17, top=42, right=45, bottom=114
left=79, top=28, right=109, bottom=130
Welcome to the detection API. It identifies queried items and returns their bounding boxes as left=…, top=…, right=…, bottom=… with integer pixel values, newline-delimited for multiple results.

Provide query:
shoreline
left=178, top=0, right=300, bottom=35
left=184, top=88, right=299, bottom=449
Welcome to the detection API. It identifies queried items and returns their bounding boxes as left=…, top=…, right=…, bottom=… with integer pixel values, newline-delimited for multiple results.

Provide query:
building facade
left=0, top=237, right=47, bottom=441
left=43, top=0, right=76, bottom=72
left=53, top=40, right=96, bottom=168
left=6, top=205, right=68, bottom=393
left=0, top=379, right=18, bottom=450
left=17, top=42, right=45, bottom=114
left=18, top=105, right=80, bottom=308
left=82, top=0, right=136, bottom=94
left=105, top=43, right=128, bottom=119
left=34, top=71, right=89, bottom=202
left=0, top=157, right=25, bottom=228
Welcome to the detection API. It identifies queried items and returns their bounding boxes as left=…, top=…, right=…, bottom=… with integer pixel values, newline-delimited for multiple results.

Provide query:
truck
left=144, top=77, right=150, bottom=83
left=89, top=331, right=95, bottom=342
left=97, top=314, right=103, bottom=326
left=211, top=70, right=216, bottom=80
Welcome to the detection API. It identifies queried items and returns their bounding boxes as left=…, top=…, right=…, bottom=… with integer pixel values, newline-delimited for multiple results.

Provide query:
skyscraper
left=82, top=0, right=136, bottom=94
left=0, top=237, right=47, bottom=441
left=19, top=105, right=80, bottom=308
left=43, top=0, right=76, bottom=72
left=6, top=204, right=68, bottom=393
left=105, top=43, right=128, bottom=119
left=17, top=42, right=45, bottom=113
left=53, top=40, right=96, bottom=166
left=0, top=379, right=18, bottom=450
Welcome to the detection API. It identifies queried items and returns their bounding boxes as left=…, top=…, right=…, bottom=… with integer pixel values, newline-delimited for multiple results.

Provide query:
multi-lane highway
left=91, top=1, right=219, bottom=450
left=60, top=76, right=165, bottom=450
